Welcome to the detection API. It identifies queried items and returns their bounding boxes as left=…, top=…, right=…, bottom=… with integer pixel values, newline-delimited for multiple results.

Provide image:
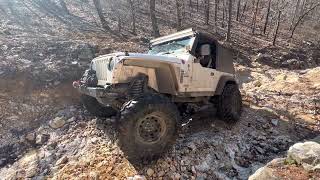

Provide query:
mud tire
left=217, top=84, right=242, bottom=122
left=80, top=95, right=117, bottom=117
left=118, top=94, right=180, bottom=162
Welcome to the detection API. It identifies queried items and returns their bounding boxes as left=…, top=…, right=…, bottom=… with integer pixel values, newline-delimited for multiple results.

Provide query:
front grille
left=92, top=57, right=113, bottom=84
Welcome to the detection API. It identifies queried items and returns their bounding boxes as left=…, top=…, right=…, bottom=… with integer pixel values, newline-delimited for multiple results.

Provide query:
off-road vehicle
left=73, top=28, right=242, bottom=161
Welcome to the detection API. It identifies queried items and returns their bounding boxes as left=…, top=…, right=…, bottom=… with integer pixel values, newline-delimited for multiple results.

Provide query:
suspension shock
left=130, top=74, right=148, bottom=97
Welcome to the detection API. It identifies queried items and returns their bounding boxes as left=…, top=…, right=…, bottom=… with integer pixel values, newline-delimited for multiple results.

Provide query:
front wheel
left=117, top=94, right=180, bottom=162
left=217, top=84, right=242, bottom=122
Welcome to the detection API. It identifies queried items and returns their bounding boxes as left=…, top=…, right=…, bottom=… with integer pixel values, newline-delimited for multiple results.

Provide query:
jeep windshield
left=148, top=37, right=195, bottom=55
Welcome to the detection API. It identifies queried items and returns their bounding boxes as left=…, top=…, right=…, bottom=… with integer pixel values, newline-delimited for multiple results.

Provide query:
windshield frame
left=148, top=36, right=196, bottom=55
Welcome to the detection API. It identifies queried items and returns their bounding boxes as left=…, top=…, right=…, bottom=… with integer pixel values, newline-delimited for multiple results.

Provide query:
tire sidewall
left=217, top=84, right=242, bottom=122
left=118, top=95, right=179, bottom=160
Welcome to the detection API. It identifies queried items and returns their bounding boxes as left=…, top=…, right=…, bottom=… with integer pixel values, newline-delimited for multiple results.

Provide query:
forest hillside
left=0, top=0, right=319, bottom=179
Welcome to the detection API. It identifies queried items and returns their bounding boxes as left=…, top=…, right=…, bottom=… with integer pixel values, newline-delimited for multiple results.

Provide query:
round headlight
left=108, top=58, right=115, bottom=71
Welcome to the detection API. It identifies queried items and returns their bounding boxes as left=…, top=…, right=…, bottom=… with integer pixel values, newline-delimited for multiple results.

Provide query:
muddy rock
left=55, top=155, right=68, bottom=166
left=36, top=134, right=50, bottom=145
left=270, top=119, right=279, bottom=126
left=25, top=132, right=36, bottom=142
left=146, top=168, right=154, bottom=176
left=158, top=170, right=165, bottom=177
left=49, top=117, right=66, bottom=129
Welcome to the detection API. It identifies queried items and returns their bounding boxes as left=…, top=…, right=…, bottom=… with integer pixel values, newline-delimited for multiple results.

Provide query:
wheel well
left=214, top=77, right=237, bottom=95
left=225, top=80, right=236, bottom=85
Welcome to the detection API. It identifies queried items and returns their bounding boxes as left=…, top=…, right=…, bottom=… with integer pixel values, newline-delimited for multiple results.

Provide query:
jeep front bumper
left=73, top=82, right=119, bottom=98
left=73, top=81, right=130, bottom=106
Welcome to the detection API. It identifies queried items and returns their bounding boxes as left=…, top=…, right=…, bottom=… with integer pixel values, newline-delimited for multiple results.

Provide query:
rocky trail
left=0, top=34, right=319, bottom=179
left=0, top=96, right=318, bottom=179
left=0, top=12, right=320, bottom=180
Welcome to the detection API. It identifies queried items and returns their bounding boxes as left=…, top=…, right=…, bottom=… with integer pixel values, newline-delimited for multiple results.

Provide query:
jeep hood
left=96, top=52, right=186, bottom=65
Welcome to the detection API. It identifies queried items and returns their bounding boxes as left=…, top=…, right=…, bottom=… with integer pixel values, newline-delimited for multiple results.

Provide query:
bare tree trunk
left=240, top=0, right=247, bottom=22
left=236, top=0, right=241, bottom=21
left=205, top=0, right=210, bottom=25
left=58, top=0, right=69, bottom=15
left=263, top=0, right=271, bottom=34
left=226, top=0, right=232, bottom=41
left=93, top=0, right=111, bottom=31
left=251, top=0, right=260, bottom=34
left=182, top=1, right=186, bottom=19
left=290, top=3, right=320, bottom=38
left=290, top=0, right=301, bottom=30
left=215, top=0, right=219, bottom=26
left=273, top=10, right=281, bottom=46
left=222, top=0, right=225, bottom=27
left=117, top=17, right=122, bottom=33
left=196, top=0, right=199, bottom=11
left=29, top=0, right=70, bottom=25
left=149, top=0, right=160, bottom=37
left=127, top=0, right=136, bottom=34
left=176, top=0, right=182, bottom=30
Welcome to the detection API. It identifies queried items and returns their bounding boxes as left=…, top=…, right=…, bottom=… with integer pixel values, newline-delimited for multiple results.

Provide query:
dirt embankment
left=0, top=37, right=89, bottom=167
left=0, top=33, right=147, bottom=169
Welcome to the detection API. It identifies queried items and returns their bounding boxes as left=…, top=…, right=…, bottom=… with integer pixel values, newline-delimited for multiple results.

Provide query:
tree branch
left=290, top=2, right=320, bottom=38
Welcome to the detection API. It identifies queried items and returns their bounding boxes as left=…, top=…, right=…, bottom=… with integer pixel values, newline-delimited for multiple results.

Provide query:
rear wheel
left=80, top=95, right=117, bottom=117
left=217, top=84, right=242, bottom=122
left=117, top=94, right=180, bottom=162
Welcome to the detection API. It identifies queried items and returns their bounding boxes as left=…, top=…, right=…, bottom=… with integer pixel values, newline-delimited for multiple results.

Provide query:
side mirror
left=200, top=44, right=211, bottom=56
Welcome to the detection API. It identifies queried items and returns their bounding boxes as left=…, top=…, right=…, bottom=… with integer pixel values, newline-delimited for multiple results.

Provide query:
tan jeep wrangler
left=73, top=28, right=242, bottom=161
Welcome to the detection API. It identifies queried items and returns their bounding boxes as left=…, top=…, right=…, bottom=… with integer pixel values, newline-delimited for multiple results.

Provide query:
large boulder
left=254, top=53, right=273, bottom=66
left=248, top=166, right=279, bottom=180
left=248, top=158, right=284, bottom=180
left=287, top=141, right=320, bottom=167
left=249, top=140, right=320, bottom=179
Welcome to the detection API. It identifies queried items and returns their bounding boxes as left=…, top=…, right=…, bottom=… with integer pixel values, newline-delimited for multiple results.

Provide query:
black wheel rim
left=136, top=112, right=166, bottom=144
